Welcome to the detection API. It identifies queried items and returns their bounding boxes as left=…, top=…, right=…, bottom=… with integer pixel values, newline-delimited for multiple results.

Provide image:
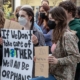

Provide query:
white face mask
left=18, top=17, right=27, bottom=26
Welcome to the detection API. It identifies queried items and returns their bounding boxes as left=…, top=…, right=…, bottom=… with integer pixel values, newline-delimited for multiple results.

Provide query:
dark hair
left=41, top=0, right=49, bottom=5
left=0, top=9, right=5, bottom=28
left=59, top=1, right=76, bottom=17
left=49, top=7, right=67, bottom=43
left=77, top=7, right=80, bottom=16
left=20, top=7, right=34, bottom=30
left=38, top=4, right=50, bottom=32
left=39, top=4, right=50, bottom=12
left=14, top=6, right=22, bottom=21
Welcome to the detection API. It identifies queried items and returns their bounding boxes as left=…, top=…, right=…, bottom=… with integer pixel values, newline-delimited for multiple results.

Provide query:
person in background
left=35, top=0, right=49, bottom=23
left=35, top=7, right=39, bottom=22
left=34, top=18, right=43, bottom=33
left=0, top=9, right=5, bottom=80
left=14, top=6, right=22, bottom=22
left=14, top=5, right=43, bottom=33
left=0, top=9, right=5, bottom=65
left=38, top=4, right=53, bottom=47
left=41, top=0, right=49, bottom=6
left=31, top=6, right=80, bottom=80
left=76, top=7, right=80, bottom=19
left=59, top=1, right=80, bottom=80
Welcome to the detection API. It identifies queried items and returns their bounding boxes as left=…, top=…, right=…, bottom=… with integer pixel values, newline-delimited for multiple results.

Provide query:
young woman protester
left=18, top=5, right=45, bottom=46
left=31, top=7, right=80, bottom=80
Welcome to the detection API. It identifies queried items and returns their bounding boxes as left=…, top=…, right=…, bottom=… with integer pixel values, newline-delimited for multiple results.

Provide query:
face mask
left=47, top=20, right=56, bottom=29
left=16, top=13, right=19, bottom=19
left=40, top=13, right=46, bottom=19
left=18, top=17, right=27, bottom=26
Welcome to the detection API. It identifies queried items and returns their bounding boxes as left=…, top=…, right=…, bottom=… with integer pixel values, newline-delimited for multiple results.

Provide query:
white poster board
left=1, top=29, right=33, bottom=80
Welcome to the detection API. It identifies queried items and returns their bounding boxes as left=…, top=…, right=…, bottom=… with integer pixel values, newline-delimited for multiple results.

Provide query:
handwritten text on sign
left=1, top=29, right=33, bottom=80
left=35, top=46, right=49, bottom=77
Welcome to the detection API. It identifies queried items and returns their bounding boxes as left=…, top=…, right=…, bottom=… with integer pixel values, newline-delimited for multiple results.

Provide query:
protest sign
left=4, top=19, right=22, bottom=29
left=35, top=46, right=49, bottom=77
left=1, top=29, right=33, bottom=80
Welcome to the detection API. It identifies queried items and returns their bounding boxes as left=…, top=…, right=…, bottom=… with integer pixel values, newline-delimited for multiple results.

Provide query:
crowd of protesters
left=0, top=0, right=80, bottom=80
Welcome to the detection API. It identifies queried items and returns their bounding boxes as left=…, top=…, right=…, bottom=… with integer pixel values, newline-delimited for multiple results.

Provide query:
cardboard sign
left=1, top=29, right=33, bottom=80
left=4, top=19, right=22, bottom=30
left=35, top=46, right=49, bottom=77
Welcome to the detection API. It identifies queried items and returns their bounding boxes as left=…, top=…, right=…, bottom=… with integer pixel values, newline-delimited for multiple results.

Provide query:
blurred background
left=0, top=0, right=80, bottom=20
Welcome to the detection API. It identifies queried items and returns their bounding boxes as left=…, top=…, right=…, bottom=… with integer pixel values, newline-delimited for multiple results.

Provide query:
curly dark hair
left=59, top=1, right=76, bottom=18
left=0, top=9, right=5, bottom=28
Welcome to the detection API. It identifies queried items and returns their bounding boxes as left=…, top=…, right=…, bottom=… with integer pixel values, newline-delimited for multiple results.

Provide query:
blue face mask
left=18, top=17, right=27, bottom=26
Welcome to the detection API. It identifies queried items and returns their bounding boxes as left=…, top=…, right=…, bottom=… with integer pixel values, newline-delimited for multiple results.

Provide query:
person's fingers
left=49, top=59, right=53, bottom=62
left=33, top=56, right=36, bottom=62
left=49, top=58, right=53, bottom=60
left=48, top=56, right=53, bottom=59
left=31, top=35, right=33, bottom=40
left=31, top=35, right=36, bottom=41
left=48, top=56, right=54, bottom=59
left=48, top=58, right=54, bottom=63
left=0, top=39, right=3, bottom=45
left=49, top=62, right=54, bottom=64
